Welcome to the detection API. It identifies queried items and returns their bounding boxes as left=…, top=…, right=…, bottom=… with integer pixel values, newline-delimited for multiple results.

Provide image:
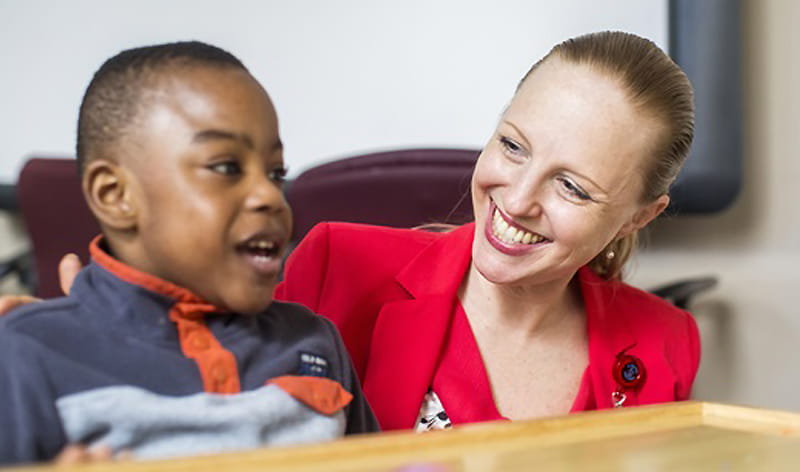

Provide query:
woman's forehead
left=511, top=60, right=626, bottom=116
left=512, top=61, right=657, bottom=140
left=502, top=60, right=661, bottom=196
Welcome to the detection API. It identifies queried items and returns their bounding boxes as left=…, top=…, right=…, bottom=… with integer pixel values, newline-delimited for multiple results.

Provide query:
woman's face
left=470, top=58, right=669, bottom=287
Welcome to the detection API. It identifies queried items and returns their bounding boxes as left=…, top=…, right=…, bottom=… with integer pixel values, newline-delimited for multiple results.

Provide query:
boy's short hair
left=76, top=41, right=248, bottom=174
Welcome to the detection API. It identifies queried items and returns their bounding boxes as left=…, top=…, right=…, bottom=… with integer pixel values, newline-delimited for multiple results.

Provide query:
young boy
left=0, top=41, right=378, bottom=465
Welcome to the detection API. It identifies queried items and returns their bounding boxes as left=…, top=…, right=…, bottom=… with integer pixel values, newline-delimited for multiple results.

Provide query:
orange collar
left=89, top=235, right=215, bottom=308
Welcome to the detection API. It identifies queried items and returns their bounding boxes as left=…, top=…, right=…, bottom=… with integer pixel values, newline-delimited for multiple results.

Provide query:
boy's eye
left=209, top=160, right=242, bottom=176
left=557, top=176, right=592, bottom=201
left=269, top=166, right=288, bottom=184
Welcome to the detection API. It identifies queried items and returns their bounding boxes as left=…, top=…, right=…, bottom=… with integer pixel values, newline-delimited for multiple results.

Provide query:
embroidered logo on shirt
left=298, top=352, right=329, bottom=377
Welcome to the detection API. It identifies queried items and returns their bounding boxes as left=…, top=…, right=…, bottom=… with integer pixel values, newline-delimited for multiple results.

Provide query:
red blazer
left=276, top=222, right=701, bottom=431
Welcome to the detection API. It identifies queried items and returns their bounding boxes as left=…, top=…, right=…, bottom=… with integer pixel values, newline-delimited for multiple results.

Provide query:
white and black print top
left=414, top=389, right=452, bottom=432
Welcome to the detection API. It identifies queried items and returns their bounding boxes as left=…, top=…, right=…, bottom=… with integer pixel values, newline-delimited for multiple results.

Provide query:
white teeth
left=248, top=240, right=275, bottom=249
left=497, top=218, right=509, bottom=234
left=491, top=207, right=546, bottom=245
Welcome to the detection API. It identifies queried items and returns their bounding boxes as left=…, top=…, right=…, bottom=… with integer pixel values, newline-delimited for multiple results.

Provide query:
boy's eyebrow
left=192, top=129, right=284, bottom=152
left=193, top=129, right=254, bottom=148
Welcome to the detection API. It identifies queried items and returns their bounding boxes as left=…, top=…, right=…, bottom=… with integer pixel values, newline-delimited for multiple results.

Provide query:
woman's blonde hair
left=519, top=31, right=695, bottom=279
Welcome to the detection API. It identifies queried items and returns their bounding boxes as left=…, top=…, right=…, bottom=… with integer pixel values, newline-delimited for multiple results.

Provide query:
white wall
left=0, top=0, right=666, bottom=182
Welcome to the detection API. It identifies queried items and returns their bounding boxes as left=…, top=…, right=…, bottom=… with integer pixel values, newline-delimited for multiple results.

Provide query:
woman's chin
left=473, top=256, right=533, bottom=286
left=472, top=250, right=577, bottom=289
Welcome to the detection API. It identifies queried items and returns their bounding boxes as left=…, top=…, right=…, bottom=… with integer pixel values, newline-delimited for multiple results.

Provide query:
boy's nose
left=244, top=175, right=288, bottom=212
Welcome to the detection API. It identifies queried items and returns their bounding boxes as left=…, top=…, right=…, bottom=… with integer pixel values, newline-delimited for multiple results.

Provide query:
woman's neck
left=459, top=263, right=584, bottom=338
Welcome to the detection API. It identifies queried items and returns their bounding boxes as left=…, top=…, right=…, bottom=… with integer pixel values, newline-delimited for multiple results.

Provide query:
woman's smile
left=484, top=200, right=551, bottom=256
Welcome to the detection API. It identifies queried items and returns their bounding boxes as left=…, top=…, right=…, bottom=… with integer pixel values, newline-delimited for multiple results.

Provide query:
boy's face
left=119, top=65, right=291, bottom=314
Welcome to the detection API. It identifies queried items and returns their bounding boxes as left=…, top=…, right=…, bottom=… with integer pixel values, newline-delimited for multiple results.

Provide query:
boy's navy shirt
left=0, top=238, right=378, bottom=464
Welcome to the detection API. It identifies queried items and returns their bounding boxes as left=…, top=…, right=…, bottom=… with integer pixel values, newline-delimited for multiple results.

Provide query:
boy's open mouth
left=239, top=238, right=280, bottom=258
left=236, top=233, right=284, bottom=276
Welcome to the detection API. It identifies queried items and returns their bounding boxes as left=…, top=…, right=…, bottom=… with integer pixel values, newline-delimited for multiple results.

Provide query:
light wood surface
left=7, top=402, right=800, bottom=471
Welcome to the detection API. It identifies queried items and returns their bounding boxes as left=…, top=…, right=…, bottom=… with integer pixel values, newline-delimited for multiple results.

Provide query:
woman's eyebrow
left=572, top=171, right=609, bottom=196
left=501, top=120, right=533, bottom=150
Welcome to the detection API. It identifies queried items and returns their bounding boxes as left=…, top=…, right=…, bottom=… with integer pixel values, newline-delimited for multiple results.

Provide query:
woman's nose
left=502, top=170, right=544, bottom=218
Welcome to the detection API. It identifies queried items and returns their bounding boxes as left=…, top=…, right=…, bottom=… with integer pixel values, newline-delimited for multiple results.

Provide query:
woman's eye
left=209, top=160, right=242, bottom=176
left=558, top=177, right=592, bottom=201
left=499, top=136, right=524, bottom=155
left=269, top=166, right=288, bottom=184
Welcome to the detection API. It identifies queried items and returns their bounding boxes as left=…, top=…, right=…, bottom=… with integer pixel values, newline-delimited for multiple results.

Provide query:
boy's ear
left=615, top=194, right=670, bottom=239
left=82, top=159, right=138, bottom=231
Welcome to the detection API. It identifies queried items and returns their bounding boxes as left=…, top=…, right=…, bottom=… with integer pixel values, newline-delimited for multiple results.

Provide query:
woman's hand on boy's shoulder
left=57, top=253, right=82, bottom=296
left=0, top=253, right=82, bottom=315
left=0, top=294, right=41, bottom=314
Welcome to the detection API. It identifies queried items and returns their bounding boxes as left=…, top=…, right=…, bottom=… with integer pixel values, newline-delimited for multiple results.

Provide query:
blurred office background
left=0, top=0, right=798, bottom=412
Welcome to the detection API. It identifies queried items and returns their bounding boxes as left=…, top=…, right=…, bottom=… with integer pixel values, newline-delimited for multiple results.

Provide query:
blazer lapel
left=362, top=224, right=475, bottom=430
left=362, top=296, right=457, bottom=430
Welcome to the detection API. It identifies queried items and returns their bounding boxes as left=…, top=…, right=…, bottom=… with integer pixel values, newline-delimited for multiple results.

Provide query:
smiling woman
left=275, top=31, right=700, bottom=430
left=472, top=54, right=674, bottom=286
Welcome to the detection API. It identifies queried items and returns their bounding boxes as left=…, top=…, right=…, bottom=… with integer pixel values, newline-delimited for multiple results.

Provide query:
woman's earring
left=606, top=249, right=615, bottom=260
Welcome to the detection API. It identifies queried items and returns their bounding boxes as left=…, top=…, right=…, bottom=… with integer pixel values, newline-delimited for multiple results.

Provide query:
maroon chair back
left=285, top=148, right=480, bottom=245
left=17, top=158, right=100, bottom=298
